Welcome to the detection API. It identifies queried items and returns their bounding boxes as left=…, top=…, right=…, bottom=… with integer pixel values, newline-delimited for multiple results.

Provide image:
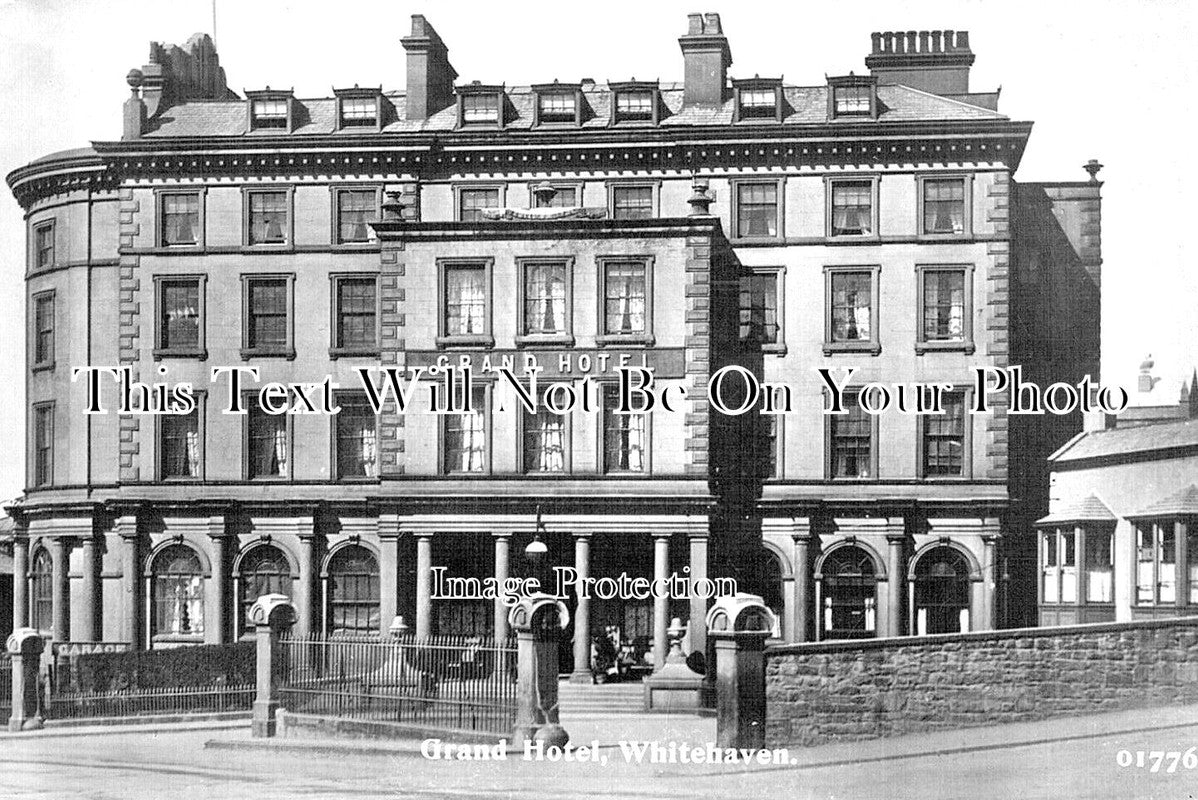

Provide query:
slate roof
left=1049, top=419, right=1198, bottom=464
left=1036, top=493, right=1117, bottom=525
left=144, top=82, right=1007, bottom=139
left=1131, top=484, right=1198, bottom=518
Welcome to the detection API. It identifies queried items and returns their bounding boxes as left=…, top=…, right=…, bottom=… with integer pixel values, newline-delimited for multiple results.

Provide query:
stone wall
left=765, top=617, right=1198, bottom=747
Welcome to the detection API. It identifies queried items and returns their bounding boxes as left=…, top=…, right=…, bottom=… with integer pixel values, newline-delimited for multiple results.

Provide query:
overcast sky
left=0, top=0, right=1194, bottom=503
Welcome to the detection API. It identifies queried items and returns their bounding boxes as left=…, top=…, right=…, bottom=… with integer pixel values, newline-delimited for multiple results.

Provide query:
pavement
left=0, top=704, right=1196, bottom=798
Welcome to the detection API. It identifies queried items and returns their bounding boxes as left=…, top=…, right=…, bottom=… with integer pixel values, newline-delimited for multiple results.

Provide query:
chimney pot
left=944, top=29, right=955, bottom=50
left=704, top=13, right=722, bottom=34
left=687, top=13, right=704, bottom=35
left=919, top=31, right=930, bottom=52
left=930, top=30, right=942, bottom=52
left=871, top=32, right=882, bottom=54
left=956, top=31, right=970, bottom=50
left=865, top=28, right=975, bottom=94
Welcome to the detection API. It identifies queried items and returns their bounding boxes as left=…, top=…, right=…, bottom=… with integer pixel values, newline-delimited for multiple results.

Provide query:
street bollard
left=7, top=628, right=45, bottom=732
left=248, top=594, right=296, bottom=738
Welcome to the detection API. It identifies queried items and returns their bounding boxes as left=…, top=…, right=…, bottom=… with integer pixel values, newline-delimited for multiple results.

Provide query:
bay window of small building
left=919, top=176, right=971, bottom=237
left=1040, top=525, right=1115, bottom=608
left=601, top=383, right=648, bottom=474
left=828, top=179, right=876, bottom=237
left=442, top=385, right=488, bottom=474
left=827, top=391, right=877, bottom=479
left=824, top=266, right=880, bottom=355
left=236, top=545, right=291, bottom=636
left=331, top=275, right=378, bottom=355
left=522, top=407, right=568, bottom=473
left=1085, top=528, right=1114, bottom=602
left=334, top=188, right=377, bottom=244
left=245, top=189, right=291, bottom=246
left=334, top=392, right=378, bottom=479
left=155, top=276, right=205, bottom=358
left=1135, top=520, right=1193, bottom=607
left=608, top=184, right=655, bottom=220
left=150, top=544, right=205, bottom=642
left=246, top=398, right=289, bottom=479
left=438, top=259, right=492, bottom=346
left=159, top=402, right=202, bottom=480
left=32, top=290, right=54, bottom=369
left=733, top=181, right=781, bottom=239
left=598, top=258, right=653, bottom=343
left=33, top=220, right=55, bottom=269
left=29, top=548, right=52, bottom=632
left=324, top=545, right=380, bottom=636
left=159, top=191, right=202, bottom=247
left=241, top=275, right=294, bottom=358
left=456, top=187, right=501, bottom=222
left=518, top=258, right=571, bottom=342
left=818, top=545, right=877, bottom=641
left=33, top=403, right=54, bottom=487
left=916, top=265, right=974, bottom=353
left=920, top=391, right=968, bottom=478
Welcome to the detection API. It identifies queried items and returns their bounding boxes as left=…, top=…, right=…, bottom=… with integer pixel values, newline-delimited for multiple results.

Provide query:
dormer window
left=457, top=85, right=504, bottom=128
left=733, top=79, right=782, bottom=123
left=610, top=82, right=659, bottom=125
left=533, top=84, right=581, bottom=126
left=828, top=75, right=878, bottom=120
left=335, top=88, right=383, bottom=131
left=247, top=90, right=294, bottom=132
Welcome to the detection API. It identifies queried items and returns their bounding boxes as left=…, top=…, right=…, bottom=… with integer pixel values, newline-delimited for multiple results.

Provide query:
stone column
left=653, top=532, right=670, bottom=671
left=79, top=533, right=102, bottom=642
left=688, top=534, right=708, bottom=654
left=792, top=522, right=812, bottom=643
left=379, top=531, right=399, bottom=638
left=295, top=533, right=317, bottom=637
left=711, top=631, right=770, bottom=750
left=12, top=533, right=28, bottom=631
left=984, top=533, right=1001, bottom=630
left=49, top=537, right=69, bottom=644
left=415, top=534, right=432, bottom=640
left=208, top=524, right=230, bottom=644
left=887, top=534, right=906, bottom=637
left=118, top=519, right=142, bottom=649
left=569, top=532, right=591, bottom=682
left=494, top=532, right=511, bottom=641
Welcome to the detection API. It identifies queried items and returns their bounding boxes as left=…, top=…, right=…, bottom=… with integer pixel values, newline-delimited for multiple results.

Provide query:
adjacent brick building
left=6, top=15, right=1100, bottom=676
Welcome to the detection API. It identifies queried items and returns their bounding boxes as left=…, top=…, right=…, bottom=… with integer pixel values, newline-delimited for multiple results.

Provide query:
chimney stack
left=679, top=12, right=732, bottom=107
left=865, top=29, right=975, bottom=95
left=402, top=15, right=458, bottom=121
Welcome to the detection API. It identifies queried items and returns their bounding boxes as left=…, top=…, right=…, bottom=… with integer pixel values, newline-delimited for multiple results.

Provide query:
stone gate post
left=706, top=594, right=778, bottom=750
left=509, top=594, right=570, bottom=747
left=7, top=628, right=45, bottom=732
left=249, top=594, right=297, bottom=738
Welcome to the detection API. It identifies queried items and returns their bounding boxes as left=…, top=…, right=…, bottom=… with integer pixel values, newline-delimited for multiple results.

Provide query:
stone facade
left=764, top=617, right=1198, bottom=747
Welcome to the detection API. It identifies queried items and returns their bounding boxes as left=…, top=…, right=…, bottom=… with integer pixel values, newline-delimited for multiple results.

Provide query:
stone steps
left=556, top=681, right=645, bottom=716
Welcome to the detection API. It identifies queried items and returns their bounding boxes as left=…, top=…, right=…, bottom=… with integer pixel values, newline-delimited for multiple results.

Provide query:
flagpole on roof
left=212, top=0, right=218, bottom=48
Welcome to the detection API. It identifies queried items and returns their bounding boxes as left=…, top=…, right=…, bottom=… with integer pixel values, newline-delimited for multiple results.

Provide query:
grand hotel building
left=6, top=14, right=1101, bottom=676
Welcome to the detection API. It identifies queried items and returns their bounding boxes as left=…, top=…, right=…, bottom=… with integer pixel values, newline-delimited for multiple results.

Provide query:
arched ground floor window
left=818, top=545, right=877, bottom=641
left=325, top=545, right=380, bottom=636
left=151, top=544, right=205, bottom=641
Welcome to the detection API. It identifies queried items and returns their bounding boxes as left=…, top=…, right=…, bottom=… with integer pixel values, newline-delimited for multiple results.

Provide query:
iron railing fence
left=279, top=634, right=518, bottom=735
left=44, top=641, right=256, bottom=721
left=0, top=656, right=11, bottom=718
left=47, top=682, right=254, bottom=720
